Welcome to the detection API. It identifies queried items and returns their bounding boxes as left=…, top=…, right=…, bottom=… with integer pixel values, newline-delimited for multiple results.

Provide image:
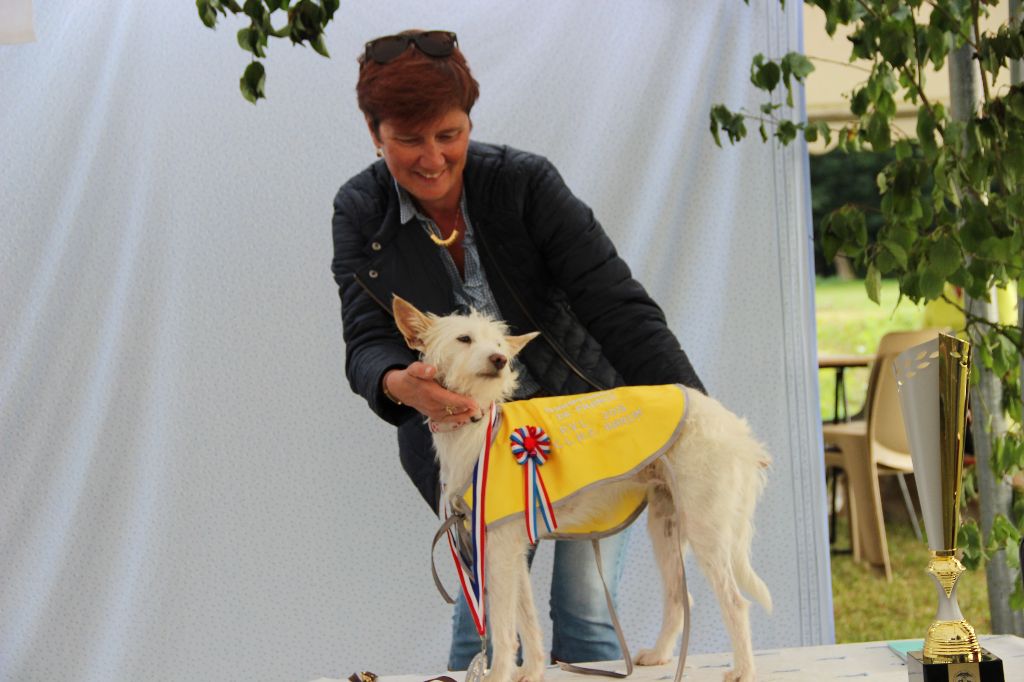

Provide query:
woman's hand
left=383, top=363, right=481, bottom=426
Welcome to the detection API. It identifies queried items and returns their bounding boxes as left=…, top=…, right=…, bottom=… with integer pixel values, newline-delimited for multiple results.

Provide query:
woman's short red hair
left=356, top=36, right=480, bottom=133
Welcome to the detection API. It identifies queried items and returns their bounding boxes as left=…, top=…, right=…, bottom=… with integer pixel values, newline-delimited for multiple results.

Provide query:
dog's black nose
left=490, top=354, right=507, bottom=370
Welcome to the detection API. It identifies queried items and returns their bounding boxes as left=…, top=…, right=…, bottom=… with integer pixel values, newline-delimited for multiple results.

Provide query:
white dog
left=392, top=297, right=772, bottom=682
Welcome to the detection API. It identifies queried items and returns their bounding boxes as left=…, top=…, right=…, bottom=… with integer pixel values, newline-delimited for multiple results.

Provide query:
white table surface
left=314, top=634, right=1024, bottom=682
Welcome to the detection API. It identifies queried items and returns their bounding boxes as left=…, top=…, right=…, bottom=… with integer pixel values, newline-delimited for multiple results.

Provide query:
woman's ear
left=365, top=115, right=382, bottom=149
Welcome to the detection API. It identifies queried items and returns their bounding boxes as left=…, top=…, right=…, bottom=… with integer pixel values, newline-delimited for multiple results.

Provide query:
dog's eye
left=457, top=335, right=472, bottom=344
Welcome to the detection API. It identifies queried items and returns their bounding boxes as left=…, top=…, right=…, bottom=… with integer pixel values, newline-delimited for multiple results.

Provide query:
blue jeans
left=447, top=530, right=630, bottom=669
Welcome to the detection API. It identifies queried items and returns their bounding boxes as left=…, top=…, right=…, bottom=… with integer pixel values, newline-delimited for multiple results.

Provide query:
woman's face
left=371, top=108, right=471, bottom=214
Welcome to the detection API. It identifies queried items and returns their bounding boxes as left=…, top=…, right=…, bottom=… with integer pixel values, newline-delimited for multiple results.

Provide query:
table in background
left=817, top=354, right=873, bottom=423
left=315, top=634, right=1024, bottom=682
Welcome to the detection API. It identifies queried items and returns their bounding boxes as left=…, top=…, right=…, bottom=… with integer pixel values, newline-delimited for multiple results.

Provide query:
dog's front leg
left=484, top=524, right=525, bottom=682
left=514, top=557, right=545, bottom=682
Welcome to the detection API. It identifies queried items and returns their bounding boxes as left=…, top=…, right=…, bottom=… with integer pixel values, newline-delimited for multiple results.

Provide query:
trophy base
left=907, top=649, right=1004, bottom=681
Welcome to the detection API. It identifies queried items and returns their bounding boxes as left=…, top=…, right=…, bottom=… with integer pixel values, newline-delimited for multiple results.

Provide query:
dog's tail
left=736, top=557, right=773, bottom=614
left=738, top=439, right=773, bottom=614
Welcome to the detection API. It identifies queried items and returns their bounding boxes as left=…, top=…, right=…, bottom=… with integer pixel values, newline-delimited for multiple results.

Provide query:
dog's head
left=392, top=296, right=539, bottom=405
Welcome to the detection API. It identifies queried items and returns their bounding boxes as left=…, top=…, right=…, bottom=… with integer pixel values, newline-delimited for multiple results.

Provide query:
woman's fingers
left=398, top=362, right=479, bottom=422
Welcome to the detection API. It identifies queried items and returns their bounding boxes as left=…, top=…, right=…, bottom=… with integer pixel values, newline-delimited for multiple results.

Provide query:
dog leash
left=555, top=539, right=633, bottom=678
left=674, top=534, right=692, bottom=682
left=558, top=536, right=690, bottom=681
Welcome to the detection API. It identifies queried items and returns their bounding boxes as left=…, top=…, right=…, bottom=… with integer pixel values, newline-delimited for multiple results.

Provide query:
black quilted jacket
left=331, top=141, right=704, bottom=510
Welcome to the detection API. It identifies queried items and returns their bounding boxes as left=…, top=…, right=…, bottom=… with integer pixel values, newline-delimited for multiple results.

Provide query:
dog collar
left=429, top=409, right=486, bottom=433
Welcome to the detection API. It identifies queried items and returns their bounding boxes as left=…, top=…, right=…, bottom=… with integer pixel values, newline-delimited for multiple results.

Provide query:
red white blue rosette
left=510, top=425, right=558, bottom=544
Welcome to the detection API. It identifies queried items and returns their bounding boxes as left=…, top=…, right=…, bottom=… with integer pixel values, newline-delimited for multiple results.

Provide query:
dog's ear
left=392, top=295, right=432, bottom=351
left=506, top=331, right=540, bottom=357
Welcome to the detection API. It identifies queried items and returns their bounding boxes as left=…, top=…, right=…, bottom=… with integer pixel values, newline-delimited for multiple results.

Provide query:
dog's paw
left=722, top=668, right=754, bottom=682
left=634, top=648, right=672, bottom=666
left=513, top=664, right=544, bottom=682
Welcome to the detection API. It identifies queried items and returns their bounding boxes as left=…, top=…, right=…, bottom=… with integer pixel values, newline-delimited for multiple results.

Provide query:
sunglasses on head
left=364, top=30, right=458, bottom=64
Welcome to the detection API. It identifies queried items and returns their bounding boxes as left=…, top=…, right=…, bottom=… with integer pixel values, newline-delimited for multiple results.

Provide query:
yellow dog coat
left=461, top=384, right=688, bottom=537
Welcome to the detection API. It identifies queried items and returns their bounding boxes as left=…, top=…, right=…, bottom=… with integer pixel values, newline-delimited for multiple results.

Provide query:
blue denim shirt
left=395, top=182, right=541, bottom=398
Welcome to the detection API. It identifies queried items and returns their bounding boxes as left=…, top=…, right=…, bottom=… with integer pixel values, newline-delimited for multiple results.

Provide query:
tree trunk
left=966, top=294, right=1024, bottom=633
left=951, top=35, right=1024, bottom=633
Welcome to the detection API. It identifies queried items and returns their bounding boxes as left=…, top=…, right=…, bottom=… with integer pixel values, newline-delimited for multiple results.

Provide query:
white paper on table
left=0, top=0, right=36, bottom=44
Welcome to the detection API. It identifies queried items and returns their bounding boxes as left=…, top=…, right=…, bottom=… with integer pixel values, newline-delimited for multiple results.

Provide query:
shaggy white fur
left=392, top=296, right=772, bottom=682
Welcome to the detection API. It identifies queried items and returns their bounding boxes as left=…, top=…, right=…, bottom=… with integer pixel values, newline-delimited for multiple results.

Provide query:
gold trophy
left=893, top=333, right=1004, bottom=681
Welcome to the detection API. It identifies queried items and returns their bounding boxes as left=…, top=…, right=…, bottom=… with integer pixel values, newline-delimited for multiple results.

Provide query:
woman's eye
left=457, top=335, right=472, bottom=344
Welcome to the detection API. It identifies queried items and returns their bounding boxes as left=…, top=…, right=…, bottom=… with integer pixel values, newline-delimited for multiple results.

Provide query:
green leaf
left=759, top=61, right=781, bottom=92
left=991, top=513, right=1021, bottom=546
left=785, top=52, right=814, bottom=79
left=243, top=0, right=266, bottom=22
left=237, top=27, right=255, bottom=53
left=959, top=519, right=984, bottom=569
left=816, top=121, right=833, bottom=145
left=197, top=0, right=218, bottom=28
left=894, top=139, right=912, bottom=160
left=876, top=89, right=897, bottom=118
left=919, top=266, right=945, bottom=300
left=1007, top=90, right=1024, bottom=121
left=927, top=24, right=949, bottom=68
left=1011, top=584, right=1024, bottom=612
left=851, top=88, right=869, bottom=117
left=884, top=241, right=908, bottom=269
left=240, top=60, right=266, bottom=104
left=917, top=105, right=938, bottom=155
left=312, top=32, right=330, bottom=58
left=865, top=263, right=882, bottom=304
left=879, top=19, right=911, bottom=67
left=866, top=111, right=891, bottom=151
left=776, top=120, right=798, bottom=145
left=928, top=238, right=962, bottom=277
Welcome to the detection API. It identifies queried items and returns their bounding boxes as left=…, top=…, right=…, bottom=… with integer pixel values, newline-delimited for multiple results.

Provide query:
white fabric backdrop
left=0, top=2, right=832, bottom=680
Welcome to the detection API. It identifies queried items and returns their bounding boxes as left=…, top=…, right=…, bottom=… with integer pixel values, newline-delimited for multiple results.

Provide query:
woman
left=331, top=29, right=705, bottom=669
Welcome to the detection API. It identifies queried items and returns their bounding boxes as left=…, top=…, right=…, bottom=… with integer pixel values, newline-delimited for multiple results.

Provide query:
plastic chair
left=822, top=329, right=942, bottom=580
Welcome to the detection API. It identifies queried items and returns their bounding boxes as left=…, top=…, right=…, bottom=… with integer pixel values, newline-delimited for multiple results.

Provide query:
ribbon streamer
left=444, top=402, right=497, bottom=637
left=510, top=425, right=558, bottom=544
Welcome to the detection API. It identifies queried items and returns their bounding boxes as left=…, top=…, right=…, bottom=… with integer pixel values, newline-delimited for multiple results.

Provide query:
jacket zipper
left=353, top=273, right=394, bottom=318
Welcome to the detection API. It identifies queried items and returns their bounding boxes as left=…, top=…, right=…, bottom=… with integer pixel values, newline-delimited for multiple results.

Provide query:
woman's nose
left=420, top=141, right=445, bottom=168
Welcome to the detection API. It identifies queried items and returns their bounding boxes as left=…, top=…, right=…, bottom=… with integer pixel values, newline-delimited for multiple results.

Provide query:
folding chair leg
left=896, top=473, right=922, bottom=541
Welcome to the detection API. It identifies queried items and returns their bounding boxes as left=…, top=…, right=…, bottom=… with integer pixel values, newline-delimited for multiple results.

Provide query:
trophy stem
left=923, top=552, right=981, bottom=663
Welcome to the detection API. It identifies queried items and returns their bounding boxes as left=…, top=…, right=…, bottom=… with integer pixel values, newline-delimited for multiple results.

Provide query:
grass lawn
left=815, top=277, right=924, bottom=421
left=815, top=276, right=991, bottom=642
left=829, top=516, right=991, bottom=642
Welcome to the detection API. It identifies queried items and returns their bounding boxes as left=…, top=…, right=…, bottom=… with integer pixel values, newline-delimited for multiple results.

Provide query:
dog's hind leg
left=635, top=483, right=688, bottom=666
left=688, top=518, right=756, bottom=682
left=514, top=559, right=546, bottom=682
